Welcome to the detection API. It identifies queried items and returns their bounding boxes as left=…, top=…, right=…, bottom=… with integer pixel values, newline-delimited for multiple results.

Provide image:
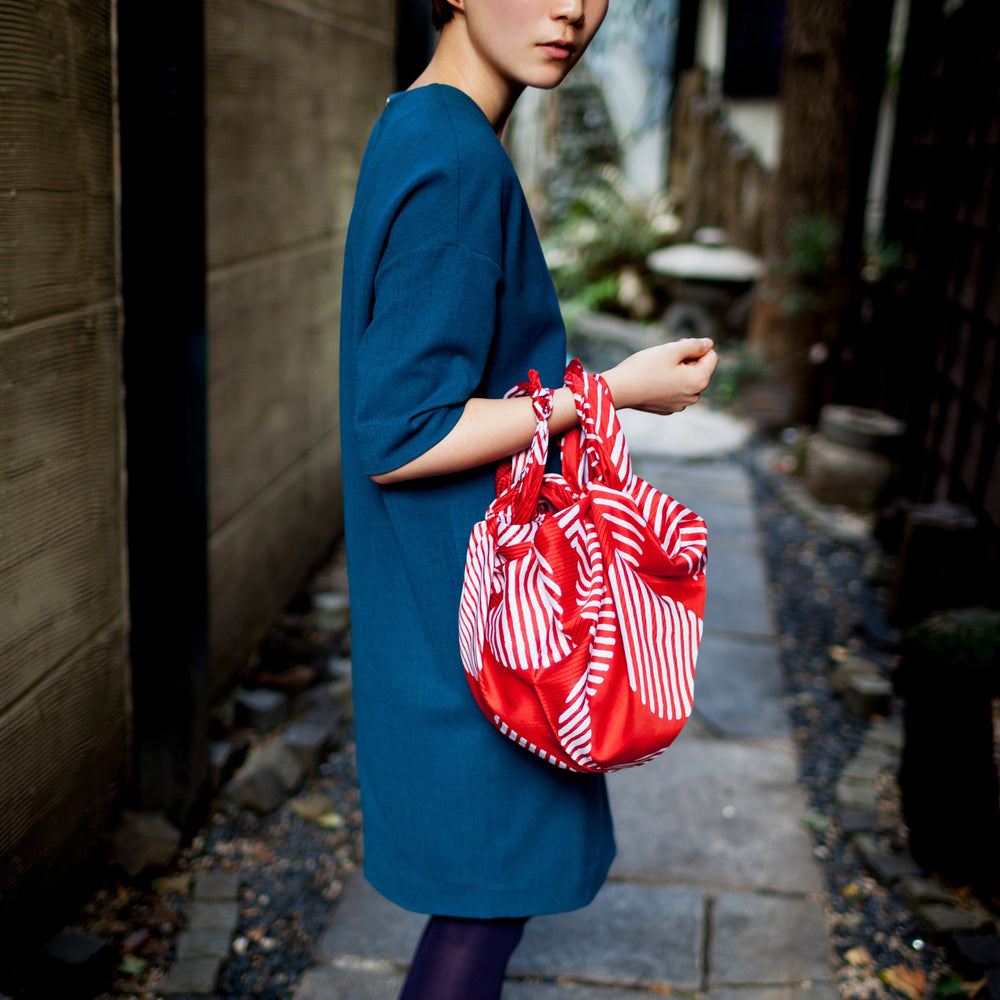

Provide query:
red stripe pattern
left=459, top=360, right=707, bottom=772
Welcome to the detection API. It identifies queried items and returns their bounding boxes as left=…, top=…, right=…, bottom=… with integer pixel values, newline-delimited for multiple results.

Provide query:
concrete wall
left=204, top=0, right=395, bottom=696
left=0, top=1, right=129, bottom=912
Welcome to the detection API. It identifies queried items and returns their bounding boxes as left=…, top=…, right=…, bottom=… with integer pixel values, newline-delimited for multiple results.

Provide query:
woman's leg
left=398, top=914, right=528, bottom=1000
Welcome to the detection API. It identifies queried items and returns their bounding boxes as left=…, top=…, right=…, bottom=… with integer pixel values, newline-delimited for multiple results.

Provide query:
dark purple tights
left=397, top=915, right=529, bottom=1000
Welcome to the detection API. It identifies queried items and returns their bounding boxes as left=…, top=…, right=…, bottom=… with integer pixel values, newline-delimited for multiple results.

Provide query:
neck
left=408, top=21, right=523, bottom=136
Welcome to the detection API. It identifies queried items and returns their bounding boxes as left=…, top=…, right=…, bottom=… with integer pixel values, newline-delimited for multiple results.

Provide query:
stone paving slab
left=691, top=494, right=759, bottom=540
left=315, top=874, right=424, bottom=966
left=706, top=986, right=840, bottom=1000
left=693, top=632, right=789, bottom=739
left=506, top=981, right=686, bottom=998
left=317, top=874, right=703, bottom=993
left=608, top=736, right=822, bottom=894
left=296, top=963, right=402, bottom=1000
left=709, top=892, right=834, bottom=985
left=298, top=964, right=708, bottom=1000
left=701, top=535, right=775, bottom=638
left=633, top=456, right=755, bottom=505
left=509, top=882, right=703, bottom=990
left=619, top=407, right=753, bottom=462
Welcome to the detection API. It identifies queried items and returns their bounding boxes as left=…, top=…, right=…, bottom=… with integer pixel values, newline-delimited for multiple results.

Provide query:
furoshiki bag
left=459, top=358, right=708, bottom=773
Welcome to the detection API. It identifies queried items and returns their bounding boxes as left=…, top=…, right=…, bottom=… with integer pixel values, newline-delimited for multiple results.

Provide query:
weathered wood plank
left=205, top=0, right=392, bottom=269
left=0, top=0, right=117, bottom=328
left=208, top=431, right=343, bottom=697
left=0, top=305, right=125, bottom=713
left=0, top=622, right=129, bottom=908
left=207, top=241, right=342, bottom=532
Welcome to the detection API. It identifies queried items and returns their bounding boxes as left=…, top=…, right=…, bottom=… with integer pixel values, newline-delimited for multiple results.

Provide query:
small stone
left=866, top=719, right=904, bottom=752
left=854, top=744, right=898, bottom=768
left=830, top=655, right=882, bottom=695
left=249, top=738, right=307, bottom=793
left=186, top=900, right=240, bottom=935
left=842, top=673, right=893, bottom=719
left=837, top=807, right=879, bottom=834
left=841, top=755, right=889, bottom=783
left=159, top=955, right=223, bottom=996
left=36, top=928, right=112, bottom=979
left=225, top=767, right=286, bottom=814
left=328, top=677, right=354, bottom=723
left=283, top=719, right=335, bottom=774
left=312, top=591, right=351, bottom=634
left=113, top=810, right=182, bottom=877
left=208, top=737, right=248, bottom=790
left=897, top=876, right=956, bottom=908
left=194, top=870, right=241, bottom=901
left=836, top=777, right=878, bottom=810
left=176, top=928, right=232, bottom=959
left=947, top=933, right=1000, bottom=977
left=914, top=904, right=995, bottom=942
left=234, top=687, right=287, bottom=732
left=852, top=833, right=923, bottom=882
left=326, top=655, right=351, bottom=680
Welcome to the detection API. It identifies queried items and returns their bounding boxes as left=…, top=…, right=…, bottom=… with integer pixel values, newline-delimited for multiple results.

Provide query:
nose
left=551, top=0, right=585, bottom=25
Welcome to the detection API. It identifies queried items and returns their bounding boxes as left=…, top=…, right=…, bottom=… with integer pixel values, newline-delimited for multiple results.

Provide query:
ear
left=447, top=0, right=466, bottom=13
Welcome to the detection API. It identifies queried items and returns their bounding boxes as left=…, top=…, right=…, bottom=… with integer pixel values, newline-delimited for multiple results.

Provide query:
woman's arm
left=371, top=337, right=718, bottom=485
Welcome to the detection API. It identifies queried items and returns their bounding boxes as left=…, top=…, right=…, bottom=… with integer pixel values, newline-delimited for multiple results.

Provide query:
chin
left=528, top=67, right=576, bottom=91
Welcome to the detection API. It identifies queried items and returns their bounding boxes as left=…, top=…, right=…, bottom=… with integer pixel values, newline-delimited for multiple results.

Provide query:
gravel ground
left=747, top=444, right=957, bottom=1000
left=9, top=442, right=986, bottom=1000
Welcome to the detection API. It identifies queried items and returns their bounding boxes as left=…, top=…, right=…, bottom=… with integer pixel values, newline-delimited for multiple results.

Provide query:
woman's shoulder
left=371, top=85, right=512, bottom=184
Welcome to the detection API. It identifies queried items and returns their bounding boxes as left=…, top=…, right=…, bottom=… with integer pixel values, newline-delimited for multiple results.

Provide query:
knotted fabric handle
left=494, top=370, right=554, bottom=524
left=561, top=358, right=634, bottom=496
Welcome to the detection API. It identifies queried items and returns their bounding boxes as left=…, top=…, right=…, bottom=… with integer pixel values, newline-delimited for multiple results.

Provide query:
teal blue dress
left=339, top=84, right=615, bottom=918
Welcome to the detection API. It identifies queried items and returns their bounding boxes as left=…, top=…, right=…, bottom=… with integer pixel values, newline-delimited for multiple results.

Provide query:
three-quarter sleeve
left=353, top=240, right=504, bottom=478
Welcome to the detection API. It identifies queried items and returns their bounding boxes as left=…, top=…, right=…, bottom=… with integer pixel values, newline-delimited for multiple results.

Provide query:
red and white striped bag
left=459, top=359, right=708, bottom=773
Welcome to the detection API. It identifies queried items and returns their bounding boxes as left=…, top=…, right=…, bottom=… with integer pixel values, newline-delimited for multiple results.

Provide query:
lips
left=538, top=39, right=576, bottom=58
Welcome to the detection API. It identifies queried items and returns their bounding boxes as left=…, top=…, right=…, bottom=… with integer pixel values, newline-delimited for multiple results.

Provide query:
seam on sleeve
left=375, top=241, right=504, bottom=283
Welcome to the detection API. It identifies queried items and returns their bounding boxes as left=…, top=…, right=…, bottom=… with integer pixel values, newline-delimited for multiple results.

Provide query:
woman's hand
left=602, top=337, right=718, bottom=415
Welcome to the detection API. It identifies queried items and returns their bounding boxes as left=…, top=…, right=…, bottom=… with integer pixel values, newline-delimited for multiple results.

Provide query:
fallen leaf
left=800, top=811, right=830, bottom=834
left=290, top=793, right=335, bottom=821
left=154, top=873, right=193, bottom=895
left=845, top=945, right=873, bottom=968
left=881, top=965, right=926, bottom=1000
left=119, top=954, right=148, bottom=977
left=317, top=812, right=347, bottom=829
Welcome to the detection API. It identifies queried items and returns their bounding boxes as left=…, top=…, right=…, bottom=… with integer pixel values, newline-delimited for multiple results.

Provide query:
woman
left=338, top=0, right=718, bottom=996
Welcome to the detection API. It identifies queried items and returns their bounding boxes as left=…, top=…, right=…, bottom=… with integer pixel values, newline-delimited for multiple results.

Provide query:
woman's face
left=455, top=0, right=609, bottom=93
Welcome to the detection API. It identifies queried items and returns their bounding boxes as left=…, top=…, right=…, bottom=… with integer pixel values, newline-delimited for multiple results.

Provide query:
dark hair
left=431, top=0, right=453, bottom=29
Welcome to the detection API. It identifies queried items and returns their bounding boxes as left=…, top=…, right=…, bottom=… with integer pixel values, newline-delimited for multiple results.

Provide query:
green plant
left=786, top=215, right=841, bottom=279
left=901, top=607, right=1000, bottom=675
left=544, top=165, right=679, bottom=317
left=772, top=215, right=843, bottom=317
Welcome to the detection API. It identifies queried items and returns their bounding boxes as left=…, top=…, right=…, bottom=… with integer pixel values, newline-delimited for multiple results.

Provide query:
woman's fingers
left=603, top=338, right=719, bottom=413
